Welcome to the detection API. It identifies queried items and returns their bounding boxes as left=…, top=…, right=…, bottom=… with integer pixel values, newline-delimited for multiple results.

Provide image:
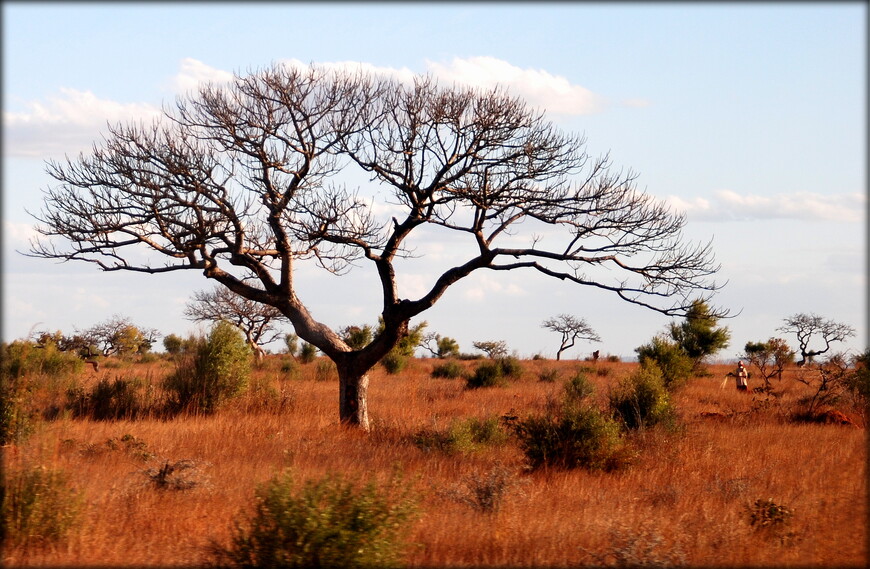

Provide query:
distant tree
left=541, top=314, right=601, bottom=361
left=777, top=313, right=856, bottom=365
left=340, top=325, right=374, bottom=351
left=742, top=338, right=795, bottom=391
left=184, top=286, right=288, bottom=363
left=668, top=299, right=730, bottom=367
left=163, top=334, right=184, bottom=356
left=80, top=315, right=159, bottom=357
left=473, top=340, right=509, bottom=360
left=422, top=333, right=460, bottom=359
left=27, top=63, right=723, bottom=430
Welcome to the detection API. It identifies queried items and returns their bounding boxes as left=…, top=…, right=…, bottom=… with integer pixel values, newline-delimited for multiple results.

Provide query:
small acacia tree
left=542, top=314, right=601, bottom=361
left=777, top=313, right=856, bottom=365
left=668, top=299, right=730, bottom=368
left=742, top=338, right=795, bottom=391
left=27, top=63, right=723, bottom=430
left=77, top=315, right=159, bottom=358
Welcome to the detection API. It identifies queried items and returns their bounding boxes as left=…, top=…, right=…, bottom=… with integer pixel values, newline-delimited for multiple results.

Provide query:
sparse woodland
left=2, top=350, right=865, bottom=567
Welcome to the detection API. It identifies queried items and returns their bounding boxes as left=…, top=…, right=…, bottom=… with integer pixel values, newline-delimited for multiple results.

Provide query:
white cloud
left=3, top=55, right=601, bottom=159
left=461, top=272, right=527, bottom=301
left=3, top=88, right=162, bottom=158
left=169, top=57, right=235, bottom=94
left=665, top=190, right=865, bottom=223
left=425, top=56, right=603, bottom=116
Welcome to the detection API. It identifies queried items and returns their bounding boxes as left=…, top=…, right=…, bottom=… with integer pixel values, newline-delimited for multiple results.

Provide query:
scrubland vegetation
left=2, top=346, right=866, bottom=567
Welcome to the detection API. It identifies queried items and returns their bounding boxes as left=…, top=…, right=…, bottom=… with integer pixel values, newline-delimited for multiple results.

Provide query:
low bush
left=635, top=336, right=693, bottom=390
left=66, top=375, right=151, bottom=421
left=380, top=351, right=407, bottom=375
left=608, top=364, right=675, bottom=431
left=212, top=470, right=418, bottom=569
left=1, top=464, right=82, bottom=548
left=413, top=416, right=508, bottom=454
left=563, top=372, right=595, bottom=407
left=512, top=403, right=628, bottom=471
left=465, top=361, right=505, bottom=389
left=431, top=360, right=464, bottom=379
left=537, top=368, right=560, bottom=383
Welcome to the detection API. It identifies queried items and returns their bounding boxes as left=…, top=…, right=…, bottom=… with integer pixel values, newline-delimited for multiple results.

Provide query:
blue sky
left=2, top=2, right=866, bottom=360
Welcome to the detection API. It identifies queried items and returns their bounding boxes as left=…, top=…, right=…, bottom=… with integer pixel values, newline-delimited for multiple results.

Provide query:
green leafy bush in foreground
left=213, top=470, right=419, bottom=569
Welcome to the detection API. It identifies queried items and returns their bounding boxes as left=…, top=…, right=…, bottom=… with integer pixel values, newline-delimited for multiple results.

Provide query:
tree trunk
left=337, top=365, right=370, bottom=431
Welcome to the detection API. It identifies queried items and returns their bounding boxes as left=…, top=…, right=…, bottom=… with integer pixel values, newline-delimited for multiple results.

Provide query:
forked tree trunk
left=337, top=366, right=370, bottom=431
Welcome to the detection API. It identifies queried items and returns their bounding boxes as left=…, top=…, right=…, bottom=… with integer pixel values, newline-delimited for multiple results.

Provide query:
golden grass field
left=3, top=356, right=866, bottom=567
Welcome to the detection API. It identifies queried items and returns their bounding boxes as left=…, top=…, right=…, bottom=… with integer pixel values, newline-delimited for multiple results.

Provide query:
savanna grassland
left=3, top=355, right=866, bottom=567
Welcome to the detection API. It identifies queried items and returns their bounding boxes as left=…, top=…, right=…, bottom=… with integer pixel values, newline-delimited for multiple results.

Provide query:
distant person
left=735, top=361, right=748, bottom=392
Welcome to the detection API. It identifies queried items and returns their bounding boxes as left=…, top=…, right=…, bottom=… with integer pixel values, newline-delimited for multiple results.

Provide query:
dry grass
left=3, top=356, right=866, bottom=567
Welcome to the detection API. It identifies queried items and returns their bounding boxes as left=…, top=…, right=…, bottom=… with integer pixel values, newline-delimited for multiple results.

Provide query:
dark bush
left=512, top=404, right=628, bottom=471
left=66, top=376, right=148, bottom=421
left=465, top=361, right=507, bottom=389
left=431, top=360, right=464, bottom=379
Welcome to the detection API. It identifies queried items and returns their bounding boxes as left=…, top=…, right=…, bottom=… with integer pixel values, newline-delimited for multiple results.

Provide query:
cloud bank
left=665, top=189, right=865, bottom=223
left=4, top=57, right=603, bottom=158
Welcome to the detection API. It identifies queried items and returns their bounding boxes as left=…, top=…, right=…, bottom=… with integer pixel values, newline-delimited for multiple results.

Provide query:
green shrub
left=497, top=356, right=523, bottom=379
left=0, top=377, right=35, bottom=446
left=380, top=351, right=407, bottom=375
left=465, top=361, right=507, bottom=389
left=431, top=360, right=464, bottom=379
left=164, top=322, right=251, bottom=413
left=413, top=416, right=507, bottom=454
left=563, top=372, right=595, bottom=407
left=512, top=404, right=628, bottom=471
left=213, top=470, right=418, bottom=569
left=1, top=464, right=82, bottom=548
left=608, top=364, right=674, bottom=431
left=298, top=342, right=318, bottom=364
left=635, top=335, right=694, bottom=389
left=1, top=340, right=83, bottom=380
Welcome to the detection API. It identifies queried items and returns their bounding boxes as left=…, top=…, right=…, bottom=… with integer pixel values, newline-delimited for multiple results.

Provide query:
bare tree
left=184, top=285, right=289, bottom=362
left=777, top=313, right=855, bottom=366
left=27, top=63, right=723, bottom=431
left=542, top=314, right=601, bottom=361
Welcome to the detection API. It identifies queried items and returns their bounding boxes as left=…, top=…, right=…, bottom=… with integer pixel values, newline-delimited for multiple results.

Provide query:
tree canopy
left=27, top=63, right=723, bottom=430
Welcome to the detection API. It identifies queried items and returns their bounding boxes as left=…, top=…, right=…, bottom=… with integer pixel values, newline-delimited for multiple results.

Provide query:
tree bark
left=337, top=365, right=370, bottom=431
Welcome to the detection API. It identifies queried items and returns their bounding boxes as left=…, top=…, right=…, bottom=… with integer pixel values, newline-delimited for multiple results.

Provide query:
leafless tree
left=777, top=313, right=855, bottom=366
left=27, top=63, right=723, bottom=431
left=542, top=314, right=601, bottom=361
left=184, top=285, right=289, bottom=362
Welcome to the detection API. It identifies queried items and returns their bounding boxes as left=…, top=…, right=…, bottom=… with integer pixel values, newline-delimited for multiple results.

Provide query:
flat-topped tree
left=27, top=63, right=723, bottom=431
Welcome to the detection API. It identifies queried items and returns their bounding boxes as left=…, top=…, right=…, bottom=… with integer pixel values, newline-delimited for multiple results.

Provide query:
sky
left=2, top=2, right=866, bottom=361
